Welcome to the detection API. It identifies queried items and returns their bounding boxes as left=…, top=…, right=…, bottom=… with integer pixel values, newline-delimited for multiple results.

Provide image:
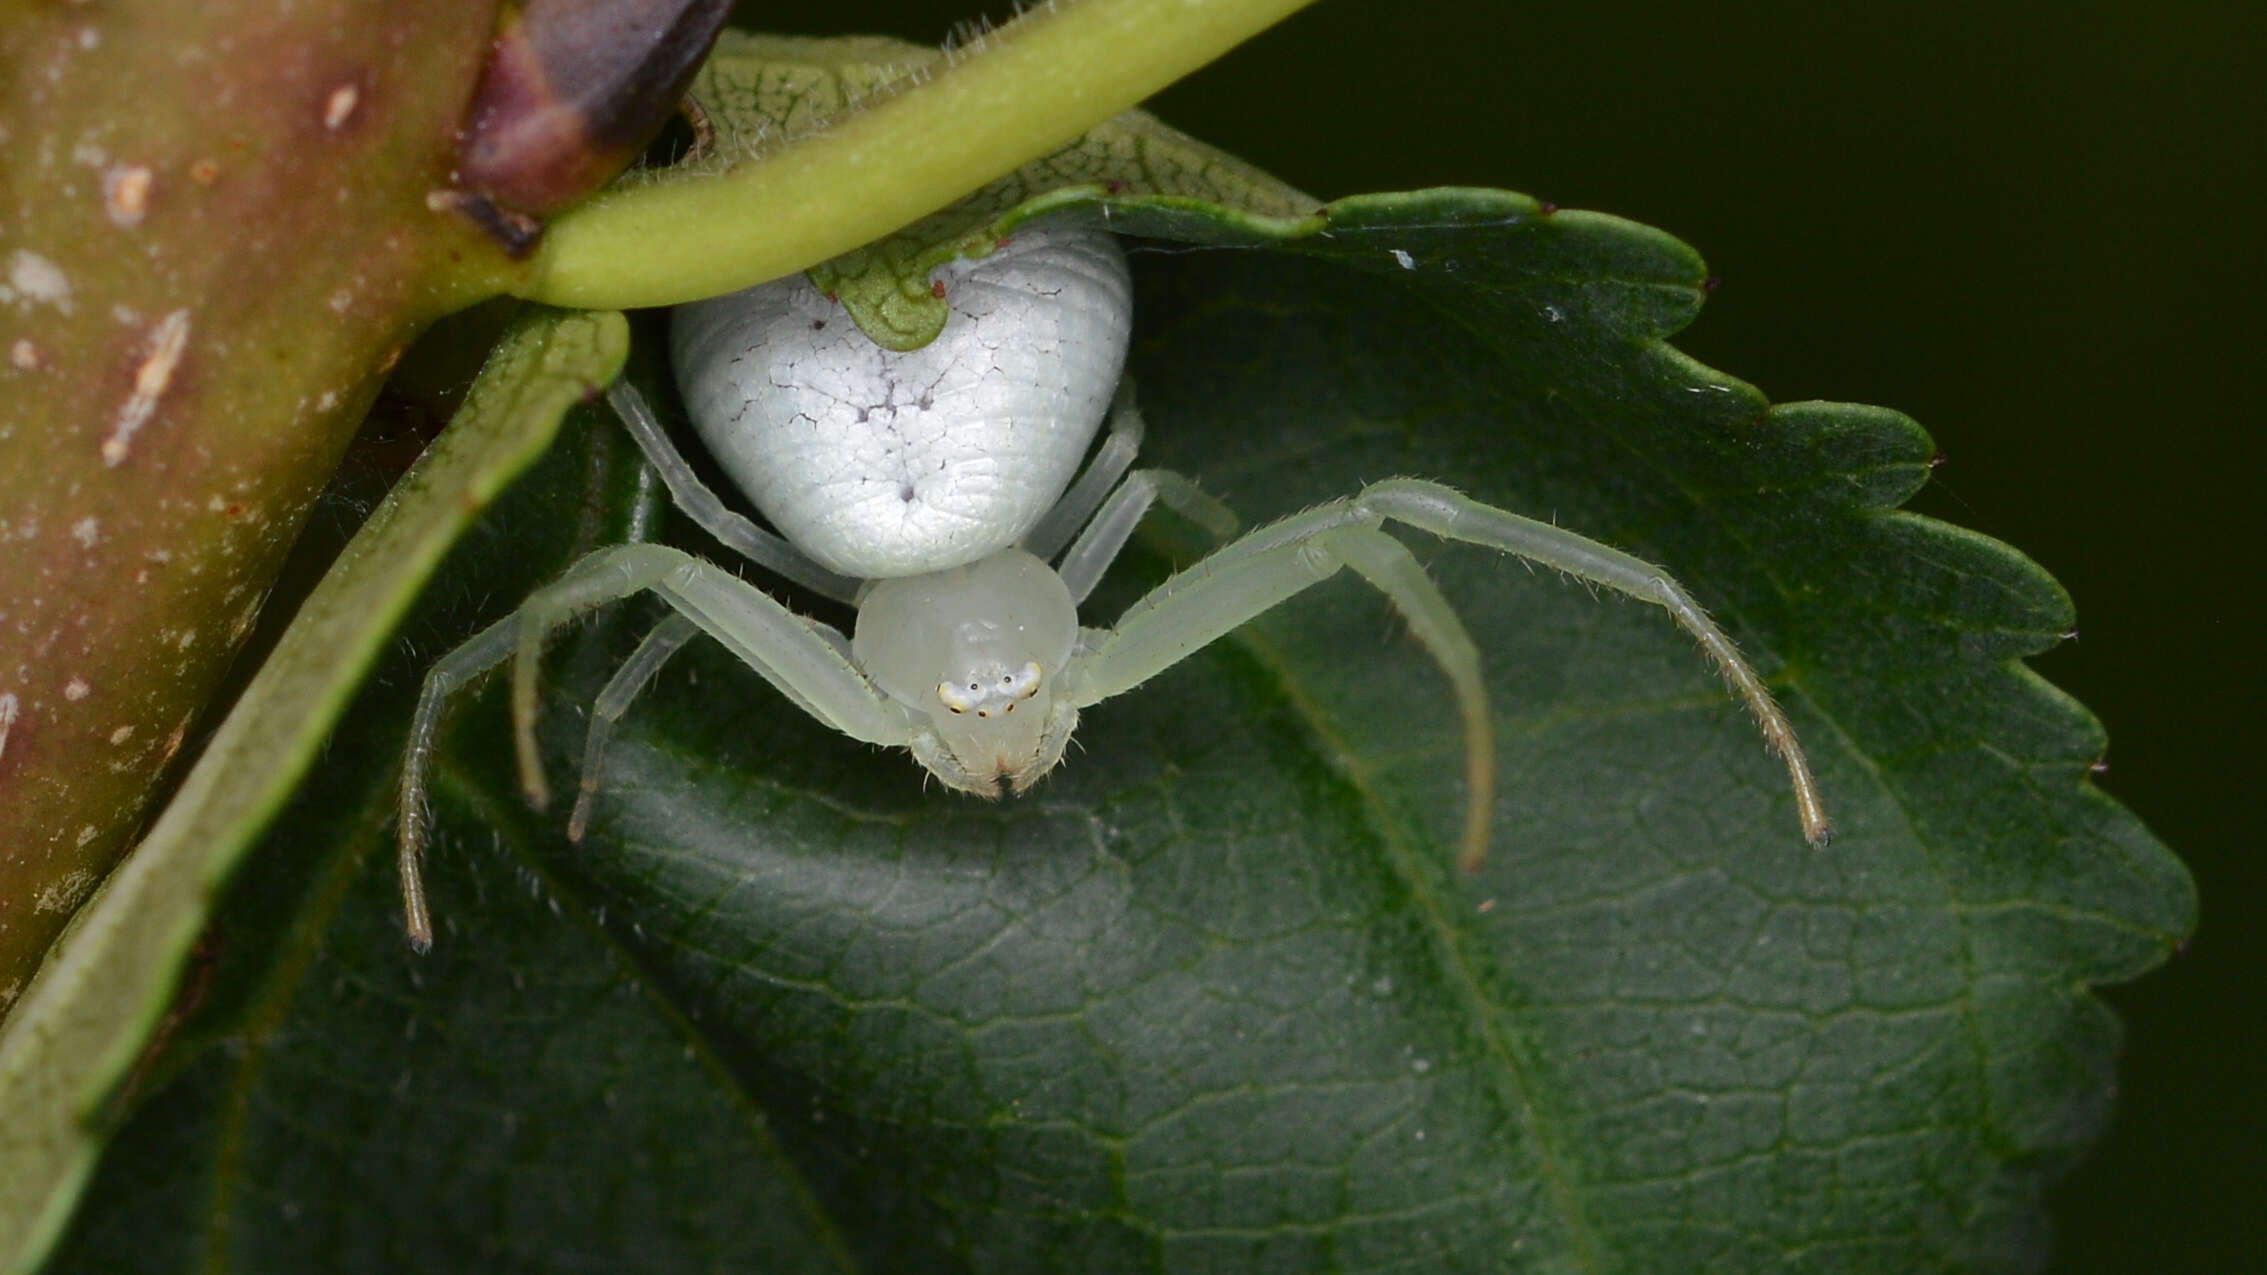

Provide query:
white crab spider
left=395, top=219, right=1830, bottom=950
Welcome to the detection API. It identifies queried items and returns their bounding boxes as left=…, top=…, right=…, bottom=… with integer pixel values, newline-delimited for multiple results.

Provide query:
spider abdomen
left=670, top=221, right=1133, bottom=580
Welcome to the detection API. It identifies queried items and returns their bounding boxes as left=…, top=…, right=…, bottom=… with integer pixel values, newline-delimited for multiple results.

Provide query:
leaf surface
left=43, top=191, right=2189, bottom=1274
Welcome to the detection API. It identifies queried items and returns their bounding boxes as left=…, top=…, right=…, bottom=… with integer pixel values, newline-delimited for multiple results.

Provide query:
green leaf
left=0, top=308, right=628, bottom=1275
left=42, top=190, right=2187, bottom=1273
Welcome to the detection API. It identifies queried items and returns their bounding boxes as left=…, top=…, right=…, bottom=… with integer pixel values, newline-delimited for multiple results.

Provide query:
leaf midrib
left=1222, top=623, right=1608, bottom=1273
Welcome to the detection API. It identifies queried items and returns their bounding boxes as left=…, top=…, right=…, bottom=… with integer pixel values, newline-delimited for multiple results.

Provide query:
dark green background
left=794, top=3, right=2261, bottom=1269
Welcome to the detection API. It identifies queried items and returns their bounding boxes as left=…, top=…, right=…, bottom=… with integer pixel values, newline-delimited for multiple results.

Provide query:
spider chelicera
left=395, top=218, right=1829, bottom=950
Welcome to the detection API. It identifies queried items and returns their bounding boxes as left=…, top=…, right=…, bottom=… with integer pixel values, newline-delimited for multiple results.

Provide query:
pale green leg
left=1359, top=478, right=1829, bottom=848
left=509, top=544, right=911, bottom=801
left=565, top=597, right=858, bottom=840
left=1071, top=478, right=1829, bottom=874
left=398, top=617, right=518, bottom=950
left=605, top=380, right=860, bottom=603
left=399, top=542, right=911, bottom=949
left=1020, top=380, right=1150, bottom=564
left=1055, top=468, right=1239, bottom=603
left=1070, top=520, right=1493, bottom=870
left=566, top=613, right=702, bottom=843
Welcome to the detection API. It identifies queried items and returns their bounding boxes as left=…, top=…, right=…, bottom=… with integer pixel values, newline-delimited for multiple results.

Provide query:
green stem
left=515, top=0, right=1318, bottom=310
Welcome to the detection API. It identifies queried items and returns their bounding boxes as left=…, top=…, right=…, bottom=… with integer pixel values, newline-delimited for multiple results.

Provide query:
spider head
left=852, top=549, right=1081, bottom=796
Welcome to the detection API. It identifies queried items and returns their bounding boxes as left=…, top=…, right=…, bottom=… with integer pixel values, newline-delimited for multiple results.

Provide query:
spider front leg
left=395, top=542, right=913, bottom=950
left=1066, top=511, right=1495, bottom=869
left=1066, top=478, right=1829, bottom=875
left=1357, top=478, right=1830, bottom=848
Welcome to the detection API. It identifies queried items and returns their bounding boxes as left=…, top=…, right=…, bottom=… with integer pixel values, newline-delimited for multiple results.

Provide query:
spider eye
left=938, top=662, right=1045, bottom=716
